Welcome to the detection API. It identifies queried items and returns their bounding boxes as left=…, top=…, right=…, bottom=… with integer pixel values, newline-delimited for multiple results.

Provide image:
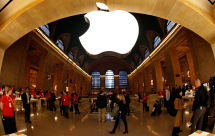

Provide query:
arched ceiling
left=51, top=13, right=165, bottom=69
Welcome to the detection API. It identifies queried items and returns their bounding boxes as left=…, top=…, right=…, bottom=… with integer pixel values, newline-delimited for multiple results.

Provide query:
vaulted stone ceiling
left=49, top=13, right=168, bottom=73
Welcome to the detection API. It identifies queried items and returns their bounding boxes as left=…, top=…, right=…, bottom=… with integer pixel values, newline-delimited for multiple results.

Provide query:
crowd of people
left=0, top=78, right=214, bottom=135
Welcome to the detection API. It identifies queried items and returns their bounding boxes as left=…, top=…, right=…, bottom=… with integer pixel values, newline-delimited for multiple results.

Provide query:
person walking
left=142, top=93, right=148, bottom=112
left=124, top=92, right=130, bottom=116
left=191, top=79, right=208, bottom=133
left=46, top=90, right=51, bottom=110
left=50, top=90, right=56, bottom=111
left=96, top=91, right=107, bottom=122
left=61, top=91, right=71, bottom=118
left=172, top=89, right=188, bottom=136
left=110, top=91, right=116, bottom=112
left=21, top=87, right=32, bottom=123
left=109, top=93, right=128, bottom=134
left=73, top=93, right=80, bottom=114
left=0, top=85, right=17, bottom=134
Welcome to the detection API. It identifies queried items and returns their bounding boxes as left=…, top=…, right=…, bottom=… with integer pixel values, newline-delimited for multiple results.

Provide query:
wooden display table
left=15, top=98, right=39, bottom=110
left=157, top=96, right=194, bottom=106
left=3, top=132, right=27, bottom=136
left=189, top=130, right=214, bottom=136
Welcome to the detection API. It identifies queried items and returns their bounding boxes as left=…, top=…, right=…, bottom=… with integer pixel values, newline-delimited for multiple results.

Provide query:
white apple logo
left=79, top=2, right=139, bottom=55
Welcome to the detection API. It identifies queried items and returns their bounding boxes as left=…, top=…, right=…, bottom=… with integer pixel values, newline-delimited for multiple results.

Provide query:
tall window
left=77, top=59, right=80, bottom=66
left=166, top=20, right=176, bottom=33
left=119, top=70, right=128, bottom=89
left=153, top=36, right=161, bottom=49
left=40, top=24, right=50, bottom=37
left=56, top=39, right=64, bottom=51
left=145, top=48, right=149, bottom=58
left=105, top=70, right=114, bottom=89
left=82, top=65, right=85, bottom=71
left=138, top=57, right=142, bottom=65
left=68, top=51, right=74, bottom=60
left=92, top=70, right=100, bottom=89
left=134, top=63, right=137, bottom=70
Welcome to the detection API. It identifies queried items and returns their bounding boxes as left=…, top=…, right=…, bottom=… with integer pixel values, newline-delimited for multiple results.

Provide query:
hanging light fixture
left=208, top=0, right=215, bottom=5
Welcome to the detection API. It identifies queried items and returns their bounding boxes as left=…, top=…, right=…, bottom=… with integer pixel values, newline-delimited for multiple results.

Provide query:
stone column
left=144, top=66, right=151, bottom=93
left=186, top=29, right=215, bottom=83
left=154, top=60, right=163, bottom=92
left=164, top=48, right=182, bottom=89
left=82, top=77, right=85, bottom=95
left=68, top=69, right=74, bottom=95
left=75, top=73, right=80, bottom=93
left=56, top=62, right=67, bottom=96
left=138, top=71, right=144, bottom=94
left=133, top=75, right=138, bottom=94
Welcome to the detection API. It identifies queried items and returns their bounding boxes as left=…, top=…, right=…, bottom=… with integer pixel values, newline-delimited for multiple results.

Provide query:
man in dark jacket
left=124, top=92, right=130, bottom=115
left=96, top=91, right=107, bottom=122
left=191, top=79, right=208, bottom=133
left=50, top=90, right=56, bottom=111
left=110, top=91, right=116, bottom=112
left=21, top=87, right=31, bottom=123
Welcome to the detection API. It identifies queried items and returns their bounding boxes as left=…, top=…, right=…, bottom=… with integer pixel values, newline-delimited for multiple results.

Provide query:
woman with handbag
left=109, top=93, right=128, bottom=134
left=0, top=85, right=17, bottom=134
left=172, top=89, right=188, bottom=136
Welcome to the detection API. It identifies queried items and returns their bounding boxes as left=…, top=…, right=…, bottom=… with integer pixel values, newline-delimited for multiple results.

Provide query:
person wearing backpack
left=172, top=89, right=188, bottom=136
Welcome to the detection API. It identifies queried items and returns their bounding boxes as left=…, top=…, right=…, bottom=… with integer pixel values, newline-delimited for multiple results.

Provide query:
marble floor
left=0, top=104, right=213, bottom=136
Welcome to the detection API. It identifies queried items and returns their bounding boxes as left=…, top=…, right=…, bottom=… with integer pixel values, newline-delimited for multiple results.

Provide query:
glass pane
left=145, top=49, right=149, bottom=58
left=138, top=57, right=142, bottom=65
left=153, top=36, right=161, bottom=49
left=167, top=20, right=176, bottom=33
left=56, top=39, right=64, bottom=51
left=77, top=59, right=80, bottom=66
left=92, top=70, right=100, bottom=89
left=40, top=24, right=50, bottom=37
left=69, top=51, right=74, bottom=60
left=119, top=70, right=128, bottom=89
left=105, top=70, right=114, bottom=89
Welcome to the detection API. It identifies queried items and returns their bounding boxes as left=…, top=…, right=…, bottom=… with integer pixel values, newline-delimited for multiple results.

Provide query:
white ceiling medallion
left=79, top=2, right=139, bottom=56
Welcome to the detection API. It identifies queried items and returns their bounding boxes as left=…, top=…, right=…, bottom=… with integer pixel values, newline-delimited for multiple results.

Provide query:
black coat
left=110, top=94, right=116, bottom=104
left=50, top=93, right=56, bottom=102
left=117, top=100, right=126, bottom=115
left=21, top=92, right=31, bottom=107
left=96, top=95, right=107, bottom=108
left=195, top=86, right=208, bottom=109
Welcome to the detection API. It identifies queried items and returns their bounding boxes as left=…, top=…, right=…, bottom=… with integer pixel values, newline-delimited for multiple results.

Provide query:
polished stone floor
left=0, top=103, right=213, bottom=136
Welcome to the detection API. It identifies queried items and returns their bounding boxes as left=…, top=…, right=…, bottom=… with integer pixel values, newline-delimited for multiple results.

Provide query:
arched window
left=105, top=70, right=114, bottom=89
left=119, top=70, right=128, bottom=89
left=145, top=48, right=149, bottom=58
left=153, top=36, right=161, bottom=49
left=138, top=57, right=142, bottom=65
left=77, top=59, right=80, bottom=66
left=166, top=20, right=176, bottom=33
left=68, top=51, right=74, bottom=60
left=56, top=39, right=64, bottom=51
left=92, top=70, right=100, bottom=89
left=40, top=24, right=50, bottom=37
left=82, top=65, right=85, bottom=71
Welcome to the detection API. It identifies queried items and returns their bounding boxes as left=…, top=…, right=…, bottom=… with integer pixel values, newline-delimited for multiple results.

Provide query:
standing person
left=172, top=89, right=188, bottom=136
left=73, top=93, right=80, bottom=114
left=46, top=90, right=51, bottom=110
left=163, top=89, right=167, bottom=107
left=109, top=93, right=128, bottom=134
left=70, top=93, right=74, bottom=112
left=142, top=93, right=148, bottom=112
left=0, top=85, right=17, bottom=134
left=21, top=87, right=31, bottom=123
left=182, top=85, right=186, bottom=96
left=61, top=91, right=71, bottom=118
left=96, top=91, right=107, bottom=122
left=166, top=87, right=170, bottom=107
left=50, top=90, right=56, bottom=112
left=191, top=79, right=208, bottom=133
left=31, top=89, right=37, bottom=109
left=209, top=84, right=214, bottom=107
left=59, top=92, right=63, bottom=115
left=110, top=91, right=116, bottom=112
left=158, top=89, right=163, bottom=96
left=138, top=93, right=141, bottom=103
left=125, top=92, right=130, bottom=116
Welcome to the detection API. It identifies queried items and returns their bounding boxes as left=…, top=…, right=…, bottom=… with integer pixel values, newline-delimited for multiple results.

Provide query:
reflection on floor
left=0, top=104, right=213, bottom=136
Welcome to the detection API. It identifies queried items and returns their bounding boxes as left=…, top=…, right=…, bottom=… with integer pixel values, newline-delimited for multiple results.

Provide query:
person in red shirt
left=46, top=90, right=51, bottom=110
left=0, top=85, right=17, bottom=134
left=73, top=93, right=80, bottom=114
left=61, top=91, right=71, bottom=118
left=142, top=93, right=148, bottom=112
left=31, top=89, right=37, bottom=108
left=158, top=89, right=163, bottom=96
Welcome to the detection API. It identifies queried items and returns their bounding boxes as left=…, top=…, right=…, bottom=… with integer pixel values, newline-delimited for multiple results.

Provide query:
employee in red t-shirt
left=46, top=90, right=51, bottom=110
left=158, top=89, right=163, bottom=96
left=61, top=91, right=71, bottom=118
left=0, top=86, right=17, bottom=134
left=31, top=89, right=37, bottom=108
left=142, top=93, right=148, bottom=112
left=73, top=93, right=80, bottom=114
